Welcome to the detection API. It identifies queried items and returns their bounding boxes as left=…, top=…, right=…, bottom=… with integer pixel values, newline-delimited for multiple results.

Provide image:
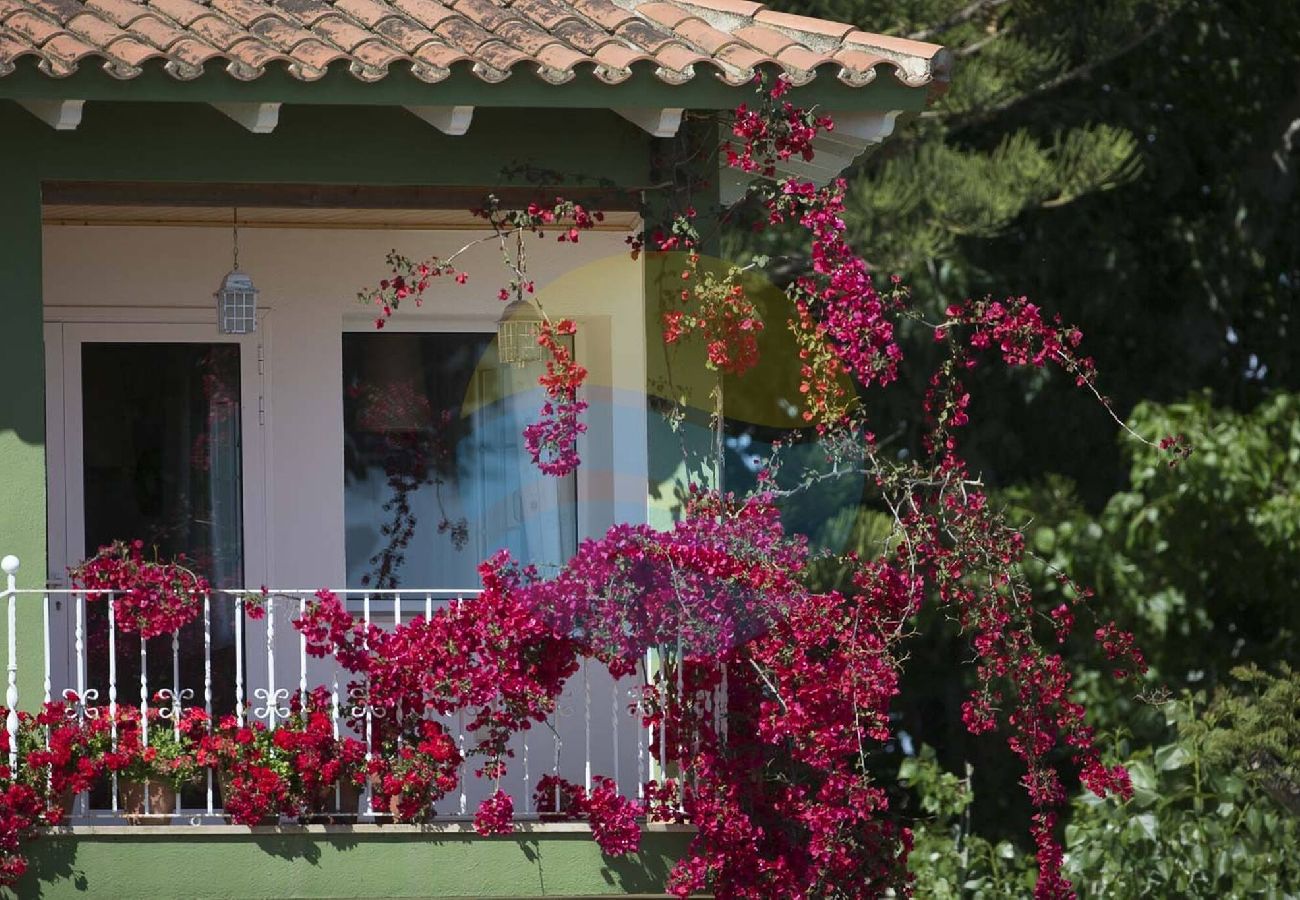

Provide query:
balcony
left=1, top=558, right=695, bottom=898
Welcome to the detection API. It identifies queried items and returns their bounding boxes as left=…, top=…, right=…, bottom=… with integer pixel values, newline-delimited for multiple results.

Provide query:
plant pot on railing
left=120, top=779, right=177, bottom=824
left=299, top=779, right=363, bottom=824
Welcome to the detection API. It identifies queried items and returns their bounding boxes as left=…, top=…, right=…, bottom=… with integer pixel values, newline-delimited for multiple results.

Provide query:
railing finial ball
left=0, top=556, right=18, bottom=576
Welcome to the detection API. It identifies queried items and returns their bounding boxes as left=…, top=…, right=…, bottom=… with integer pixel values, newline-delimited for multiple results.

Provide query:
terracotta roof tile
left=312, top=13, right=378, bottom=50
left=187, top=13, right=250, bottom=48
left=285, top=34, right=345, bottom=65
left=46, top=0, right=90, bottom=18
left=471, top=35, right=526, bottom=67
left=772, top=42, right=820, bottom=72
left=168, top=35, right=226, bottom=64
left=531, top=36, right=583, bottom=69
left=122, top=11, right=187, bottom=45
left=210, top=0, right=282, bottom=27
left=1, top=0, right=950, bottom=92
left=613, top=16, right=675, bottom=53
left=676, top=0, right=762, bottom=17
left=712, top=38, right=762, bottom=70
left=372, top=15, right=437, bottom=51
left=590, top=39, right=644, bottom=70
left=493, top=16, right=557, bottom=53
left=349, top=36, right=403, bottom=65
left=650, top=39, right=704, bottom=72
left=731, top=22, right=789, bottom=55
left=41, top=30, right=100, bottom=61
left=224, top=34, right=287, bottom=66
left=333, top=0, right=401, bottom=27
left=5, top=8, right=64, bottom=42
left=271, top=0, right=337, bottom=26
left=671, top=16, right=737, bottom=54
left=103, top=32, right=163, bottom=62
left=85, top=0, right=151, bottom=26
left=65, top=8, right=127, bottom=41
left=148, top=0, right=215, bottom=27
left=753, top=8, right=853, bottom=41
left=432, top=14, right=493, bottom=52
left=634, top=1, right=689, bottom=30
left=410, top=38, right=467, bottom=66
left=387, top=0, right=455, bottom=28
left=448, top=0, right=517, bottom=31
left=551, top=17, right=614, bottom=53
left=250, top=14, right=317, bottom=50
left=569, top=0, right=633, bottom=32
left=510, top=0, right=580, bottom=32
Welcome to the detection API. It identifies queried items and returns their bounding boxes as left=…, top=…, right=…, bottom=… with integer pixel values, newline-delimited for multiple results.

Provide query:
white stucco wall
left=42, top=223, right=647, bottom=587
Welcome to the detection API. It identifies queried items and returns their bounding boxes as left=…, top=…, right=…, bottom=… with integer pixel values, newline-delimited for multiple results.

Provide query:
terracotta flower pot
left=120, top=780, right=176, bottom=824
left=300, top=780, right=363, bottom=823
left=217, top=768, right=280, bottom=826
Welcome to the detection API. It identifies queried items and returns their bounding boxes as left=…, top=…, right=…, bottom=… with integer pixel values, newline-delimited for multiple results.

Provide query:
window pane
left=342, top=332, right=578, bottom=589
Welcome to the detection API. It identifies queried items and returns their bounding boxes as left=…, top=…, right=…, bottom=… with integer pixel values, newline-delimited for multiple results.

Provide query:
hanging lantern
left=215, top=208, right=258, bottom=334
left=496, top=296, right=544, bottom=367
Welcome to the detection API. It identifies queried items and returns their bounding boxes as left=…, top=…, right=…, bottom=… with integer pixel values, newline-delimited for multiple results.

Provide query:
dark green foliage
left=1009, top=392, right=1300, bottom=708
left=905, top=668, right=1300, bottom=897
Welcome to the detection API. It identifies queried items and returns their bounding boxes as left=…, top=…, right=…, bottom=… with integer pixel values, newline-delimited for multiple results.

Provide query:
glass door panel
left=79, top=342, right=244, bottom=717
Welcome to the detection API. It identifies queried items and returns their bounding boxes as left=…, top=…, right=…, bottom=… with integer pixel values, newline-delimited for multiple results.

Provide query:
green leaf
left=1156, top=744, right=1191, bottom=771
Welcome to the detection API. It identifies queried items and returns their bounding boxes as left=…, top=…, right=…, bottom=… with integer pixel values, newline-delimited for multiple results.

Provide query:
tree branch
left=931, top=16, right=1173, bottom=129
left=908, top=0, right=1012, bottom=43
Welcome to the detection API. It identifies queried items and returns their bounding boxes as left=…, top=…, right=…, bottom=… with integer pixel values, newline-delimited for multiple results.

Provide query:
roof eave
left=0, top=58, right=936, bottom=113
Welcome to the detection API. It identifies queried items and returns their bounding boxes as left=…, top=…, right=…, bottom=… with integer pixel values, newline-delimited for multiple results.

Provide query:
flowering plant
left=25, top=700, right=111, bottom=805
left=0, top=709, right=58, bottom=883
left=196, top=717, right=295, bottom=825
left=534, top=776, right=642, bottom=855
left=276, top=688, right=367, bottom=815
left=368, top=719, right=461, bottom=822
left=102, top=705, right=204, bottom=791
left=70, top=540, right=209, bottom=639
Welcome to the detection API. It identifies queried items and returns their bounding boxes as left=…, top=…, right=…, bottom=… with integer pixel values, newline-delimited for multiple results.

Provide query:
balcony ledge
left=21, top=820, right=697, bottom=898
left=39, top=821, right=697, bottom=836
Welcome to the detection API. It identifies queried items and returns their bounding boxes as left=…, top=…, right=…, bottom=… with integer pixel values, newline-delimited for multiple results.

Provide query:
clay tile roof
left=0, top=0, right=950, bottom=89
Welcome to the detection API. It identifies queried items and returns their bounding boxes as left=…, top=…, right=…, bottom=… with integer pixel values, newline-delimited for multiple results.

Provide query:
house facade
left=0, top=0, right=947, bottom=894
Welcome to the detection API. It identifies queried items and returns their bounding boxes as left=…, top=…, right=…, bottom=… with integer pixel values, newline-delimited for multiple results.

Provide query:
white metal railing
left=0, top=555, right=654, bottom=825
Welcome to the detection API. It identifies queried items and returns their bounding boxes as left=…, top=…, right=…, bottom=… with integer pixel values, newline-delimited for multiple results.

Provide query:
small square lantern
left=215, top=269, right=258, bottom=335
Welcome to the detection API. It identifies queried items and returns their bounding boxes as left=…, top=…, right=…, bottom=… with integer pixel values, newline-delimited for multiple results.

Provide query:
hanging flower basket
left=70, top=541, right=209, bottom=640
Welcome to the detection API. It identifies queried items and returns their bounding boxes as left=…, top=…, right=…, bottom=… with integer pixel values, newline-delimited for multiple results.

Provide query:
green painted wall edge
left=0, top=103, right=655, bottom=188
left=0, top=166, right=46, bottom=713
left=11, top=827, right=696, bottom=898
left=0, top=59, right=930, bottom=112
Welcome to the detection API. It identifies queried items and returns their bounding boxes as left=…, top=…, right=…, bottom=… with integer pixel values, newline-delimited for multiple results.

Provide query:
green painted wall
left=0, top=161, right=47, bottom=711
left=12, top=827, right=695, bottom=899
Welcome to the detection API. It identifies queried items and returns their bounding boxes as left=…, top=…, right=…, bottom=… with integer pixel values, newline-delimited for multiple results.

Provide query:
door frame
left=43, top=309, right=271, bottom=695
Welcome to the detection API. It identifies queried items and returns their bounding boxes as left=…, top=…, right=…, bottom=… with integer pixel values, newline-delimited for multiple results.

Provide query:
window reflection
left=342, top=333, right=578, bottom=589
